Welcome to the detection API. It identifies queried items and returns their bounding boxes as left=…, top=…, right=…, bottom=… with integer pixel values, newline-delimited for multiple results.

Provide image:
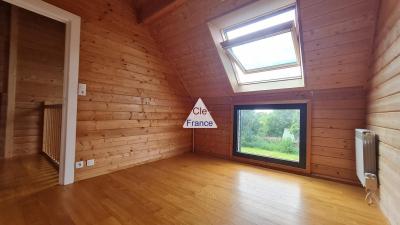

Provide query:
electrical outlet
left=86, top=159, right=95, bottom=167
left=78, top=83, right=87, bottom=96
left=75, top=161, right=84, bottom=169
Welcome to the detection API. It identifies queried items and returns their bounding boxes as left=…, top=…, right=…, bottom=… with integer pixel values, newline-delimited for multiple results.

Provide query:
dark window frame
left=233, top=103, right=307, bottom=168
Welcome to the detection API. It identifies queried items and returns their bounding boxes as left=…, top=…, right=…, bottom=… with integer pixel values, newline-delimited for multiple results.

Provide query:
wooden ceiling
left=148, top=0, right=379, bottom=98
left=133, top=0, right=186, bottom=23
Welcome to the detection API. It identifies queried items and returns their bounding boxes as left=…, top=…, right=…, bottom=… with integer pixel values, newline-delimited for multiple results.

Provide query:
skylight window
left=221, top=7, right=300, bottom=75
left=207, top=1, right=304, bottom=92
left=230, top=32, right=297, bottom=70
left=222, top=22, right=299, bottom=73
left=225, top=8, right=296, bottom=40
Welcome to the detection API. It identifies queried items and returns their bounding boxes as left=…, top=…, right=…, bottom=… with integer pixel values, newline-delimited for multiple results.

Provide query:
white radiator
left=355, top=129, right=377, bottom=186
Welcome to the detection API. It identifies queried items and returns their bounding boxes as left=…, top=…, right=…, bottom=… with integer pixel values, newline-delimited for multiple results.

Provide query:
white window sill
left=234, top=77, right=304, bottom=93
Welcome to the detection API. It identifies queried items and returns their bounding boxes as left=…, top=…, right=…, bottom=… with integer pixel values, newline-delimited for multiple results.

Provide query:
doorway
left=0, top=0, right=80, bottom=187
left=0, top=2, right=65, bottom=200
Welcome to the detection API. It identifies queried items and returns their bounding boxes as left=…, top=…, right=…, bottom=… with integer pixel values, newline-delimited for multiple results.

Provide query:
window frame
left=233, top=103, right=307, bottom=168
left=207, top=0, right=305, bottom=93
left=221, top=21, right=300, bottom=74
left=223, top=4, right=296, bottom=39
left=221, top=5, right=300, bottom=74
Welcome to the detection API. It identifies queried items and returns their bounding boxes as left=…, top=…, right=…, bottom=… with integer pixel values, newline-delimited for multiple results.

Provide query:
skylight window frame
left=223, top=5, right=296, bottom=40
left=207, top=0, right=305, bottom=93
left=221, top=21, right=300, bottom=74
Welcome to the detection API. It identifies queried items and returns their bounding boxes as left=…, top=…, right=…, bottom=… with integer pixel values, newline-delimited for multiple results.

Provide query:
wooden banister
left=42, top=103, right=62, bottom=165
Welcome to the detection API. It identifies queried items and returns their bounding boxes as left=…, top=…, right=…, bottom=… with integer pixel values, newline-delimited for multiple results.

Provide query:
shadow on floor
left=0, top=154, right=58, bottom=202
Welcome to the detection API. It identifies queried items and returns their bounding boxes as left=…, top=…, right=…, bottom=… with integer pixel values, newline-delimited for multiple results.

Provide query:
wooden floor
left=0, top=153, right=387, bottom=225
left=0, top=154, right=58, bottom=202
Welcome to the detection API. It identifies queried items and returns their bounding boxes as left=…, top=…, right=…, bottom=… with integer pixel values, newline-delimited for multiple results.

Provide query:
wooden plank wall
left=367, top=0, right=400, bottom=224
left=0, top=2, right=10, bottom=158
left=42, top=0, right=192, bottom=181
left=10, top=8, right=65, bottom=157
left=148, top=0, right=379, bottom=183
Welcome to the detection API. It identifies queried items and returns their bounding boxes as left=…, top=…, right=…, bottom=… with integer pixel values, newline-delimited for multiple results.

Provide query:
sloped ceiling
left=147, top=0, right=379, bottom=98
left=133, top=0, right=175, bottom=22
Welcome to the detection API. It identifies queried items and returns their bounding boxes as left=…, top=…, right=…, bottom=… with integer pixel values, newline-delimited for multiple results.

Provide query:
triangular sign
left=183, top=98, right=217, bottom=128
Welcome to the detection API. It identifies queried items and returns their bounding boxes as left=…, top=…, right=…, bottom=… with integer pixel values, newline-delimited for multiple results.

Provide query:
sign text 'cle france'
left=183, top=98, right=217, bottom=128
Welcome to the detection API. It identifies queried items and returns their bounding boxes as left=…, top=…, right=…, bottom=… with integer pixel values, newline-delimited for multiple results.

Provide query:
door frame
left=3, top=0, right=80, bottom=185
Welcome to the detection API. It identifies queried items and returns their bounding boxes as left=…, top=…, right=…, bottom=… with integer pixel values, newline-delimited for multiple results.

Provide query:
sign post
left=183, top=98, right=218, bottom=152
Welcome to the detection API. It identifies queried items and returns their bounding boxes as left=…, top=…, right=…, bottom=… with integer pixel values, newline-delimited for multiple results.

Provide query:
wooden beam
left=4, top=6, right=18, bottom=158
left=142, top=0, right=186, bottom=24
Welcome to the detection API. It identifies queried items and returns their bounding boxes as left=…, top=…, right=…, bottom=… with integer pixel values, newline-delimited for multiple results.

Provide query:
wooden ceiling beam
left=141, top=0, right=186, bottom=24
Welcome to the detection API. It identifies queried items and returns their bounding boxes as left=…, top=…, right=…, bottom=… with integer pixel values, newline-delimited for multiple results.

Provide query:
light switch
left=86, top=159, right=95, bottom=167
left=78, top=83, right=86, bottom=96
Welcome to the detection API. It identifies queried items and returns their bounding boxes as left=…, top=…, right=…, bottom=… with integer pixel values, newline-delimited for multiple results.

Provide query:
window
left=221, top=7, right=300, bottom=74
left=233, top=104, right=307, bottom=168
left=208, top=0, right=304, bottom=92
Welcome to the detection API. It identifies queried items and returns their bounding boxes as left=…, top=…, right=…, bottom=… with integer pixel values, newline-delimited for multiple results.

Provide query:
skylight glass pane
left=226, top=9, right=295, bottom=40
left=230, top=32, right=297, bottom=71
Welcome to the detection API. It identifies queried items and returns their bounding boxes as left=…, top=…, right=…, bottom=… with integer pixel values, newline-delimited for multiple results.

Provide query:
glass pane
left=226, top=9, right=295, bottom=40
left=238, top=109, right=300, bottom=162
left=230, top=32, right=297, bottom=71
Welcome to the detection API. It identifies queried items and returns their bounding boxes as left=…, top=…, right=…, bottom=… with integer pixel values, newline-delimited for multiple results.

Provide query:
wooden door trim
left=4, top=6, right=18, bottom=159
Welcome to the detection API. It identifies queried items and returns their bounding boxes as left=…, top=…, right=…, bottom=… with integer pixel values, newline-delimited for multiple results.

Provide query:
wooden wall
left=367, top=0, right=400, bottom=224
left=148, top=0, right=379, bottom=183
left=41, top=0, right=192, bottom=181
left=10, top=8, right=65, bottom=157
left=0, top=2, right=10, bottom=158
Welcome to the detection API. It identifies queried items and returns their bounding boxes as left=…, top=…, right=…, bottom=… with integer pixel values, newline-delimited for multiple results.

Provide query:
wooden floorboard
left=0, top=153, right=387, bottom=225
left=0, top=154, right=58, bottom=202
